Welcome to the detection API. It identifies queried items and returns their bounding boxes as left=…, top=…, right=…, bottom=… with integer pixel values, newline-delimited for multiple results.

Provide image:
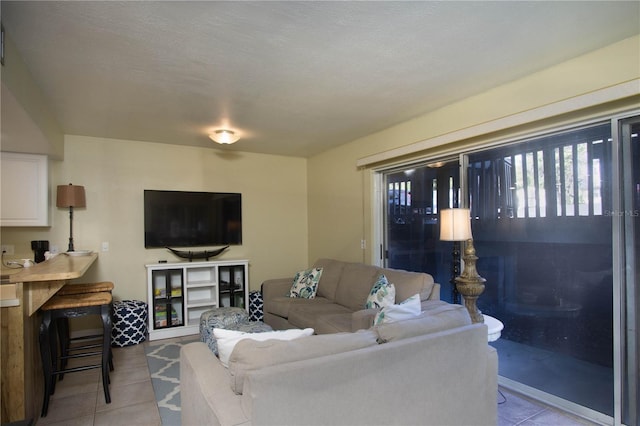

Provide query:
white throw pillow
left=288, top=267, right=323, bottom=298
left=214, top=327, right=315, bottom=367
left=364, top=274, right=396, bottom=309
left=374, top=293, right=421, bottom=325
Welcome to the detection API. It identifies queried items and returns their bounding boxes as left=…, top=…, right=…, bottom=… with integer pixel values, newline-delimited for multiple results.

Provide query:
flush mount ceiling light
left=209, top=129, right=240, bottom=145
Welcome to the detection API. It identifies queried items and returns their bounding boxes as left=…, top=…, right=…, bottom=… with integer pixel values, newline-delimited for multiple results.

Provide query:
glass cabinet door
left=152, top=269, right=184, bottom=328
left=218, top=265, right=245, bottom=308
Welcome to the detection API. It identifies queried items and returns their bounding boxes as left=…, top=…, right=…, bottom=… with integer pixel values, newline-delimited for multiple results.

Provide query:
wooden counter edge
left=8, top=252, right=98, bottom=283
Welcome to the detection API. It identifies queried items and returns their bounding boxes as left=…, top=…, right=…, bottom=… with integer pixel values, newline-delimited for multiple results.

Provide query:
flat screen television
left=144, top=190, right=242, bottom=248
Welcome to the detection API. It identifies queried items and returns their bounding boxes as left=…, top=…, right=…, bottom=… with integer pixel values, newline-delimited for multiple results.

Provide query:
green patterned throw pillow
left=365, top=274, right=396, bottom=309
left=288, top=267, right=323, bottom=299
left=374, top=293, right=421, bottom=325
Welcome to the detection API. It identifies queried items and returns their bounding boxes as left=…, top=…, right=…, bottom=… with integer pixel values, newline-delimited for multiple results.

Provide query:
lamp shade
left=440, top=208, right=472, bottom=241
left=56, top=184, right=86, bottom=208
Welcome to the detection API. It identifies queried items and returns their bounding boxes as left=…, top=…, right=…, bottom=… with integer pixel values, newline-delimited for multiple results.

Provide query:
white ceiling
left=2, top=1, right=639, bottom=158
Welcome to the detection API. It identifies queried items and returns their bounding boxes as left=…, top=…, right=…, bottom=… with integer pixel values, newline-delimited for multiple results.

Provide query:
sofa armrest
left=180, top=342, right=250, bottom=426
left=351, top=308, right=378, bottom=331
left=422, top=282, right=440, bottom=300
left=261, top=277, right=293, bottom=302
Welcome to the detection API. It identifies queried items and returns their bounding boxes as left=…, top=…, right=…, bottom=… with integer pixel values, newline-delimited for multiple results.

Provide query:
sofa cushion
left=375, top=301, right=471, bottom=342
left=351, top=308, right=379, bottom=331
left=313, top=259, right=345, bottom=301
left=380, top=267, right=435, bottom=303
left=214, top=327, right=314, bottom=367
left=266, top=296, right=331, bottom=319
left=364, top=274, right=396, bottom=309
left=288, top=267, right=323, bottom=299
left=288, top=302, right=352, bottom=329
left=374, top=293, right=421, bottom=325
left=334, top=262, right=380, bottom=311
left=313, top=313, right=353, bottom=334
left=228, top=329, right=379, bottom=394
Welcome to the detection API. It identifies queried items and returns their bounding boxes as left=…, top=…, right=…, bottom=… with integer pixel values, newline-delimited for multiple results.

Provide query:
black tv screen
left=144, top=190, right=242, bottom=248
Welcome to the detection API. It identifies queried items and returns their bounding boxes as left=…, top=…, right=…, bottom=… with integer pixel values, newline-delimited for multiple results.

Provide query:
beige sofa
left=181, top=302, right=498, bottom=426
left=262, top=258, right=441, bottom=333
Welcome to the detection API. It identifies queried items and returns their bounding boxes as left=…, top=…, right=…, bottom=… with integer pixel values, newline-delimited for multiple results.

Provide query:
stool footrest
left=55, top=364, right=101, bottom=375
left=67, top=342, right=102, bottom=350
left=70, top=334, right=103, bottom=342
left=61, top=349, right=102, bottom=359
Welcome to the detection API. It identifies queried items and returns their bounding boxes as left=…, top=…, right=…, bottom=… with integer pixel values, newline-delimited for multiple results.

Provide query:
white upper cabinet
left=1, top=152, right=50, bottom=227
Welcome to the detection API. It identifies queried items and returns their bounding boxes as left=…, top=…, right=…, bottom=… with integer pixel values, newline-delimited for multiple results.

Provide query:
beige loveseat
left=262, top=258, right=441, bottom=333
left=181, top=302, right=498, bottom=426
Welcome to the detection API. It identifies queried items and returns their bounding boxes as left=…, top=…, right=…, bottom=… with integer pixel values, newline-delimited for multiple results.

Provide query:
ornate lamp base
left=455, top=239, right=486, bottom=324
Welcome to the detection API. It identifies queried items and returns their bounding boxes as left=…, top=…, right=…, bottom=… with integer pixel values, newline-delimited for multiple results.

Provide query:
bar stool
left=39, top=291, right=113, bottom=417
left=57, top=281, right=115, bottom=296
left=56, top=282, right=115, bottom=378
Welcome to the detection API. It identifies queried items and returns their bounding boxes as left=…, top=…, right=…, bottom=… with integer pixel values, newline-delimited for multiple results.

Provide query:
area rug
left=145, top=337, right=199, bottom=426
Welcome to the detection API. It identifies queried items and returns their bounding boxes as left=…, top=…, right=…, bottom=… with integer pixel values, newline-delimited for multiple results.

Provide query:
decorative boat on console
left=166, top=246, right=229, bottom=261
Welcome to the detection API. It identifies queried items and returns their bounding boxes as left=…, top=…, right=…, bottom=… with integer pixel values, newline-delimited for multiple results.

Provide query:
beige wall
left=308, top=140, right=369, bottom=265
left=307, top=35, right=640, bottom=265
left=0, top=33, right=64, bottom=158
left=1, top=135, right=309, bottom=301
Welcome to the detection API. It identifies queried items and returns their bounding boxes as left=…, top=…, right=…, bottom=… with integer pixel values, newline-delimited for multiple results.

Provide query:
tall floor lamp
left=56, top=183, right=86, bottom=252
left=440, top=208, right=469, bottom=304
left=440, top=208, right=486, bottom=324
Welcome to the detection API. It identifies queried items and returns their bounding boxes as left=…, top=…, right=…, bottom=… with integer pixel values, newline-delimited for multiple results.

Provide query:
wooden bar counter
left=1, top=252, right=98, bottom=423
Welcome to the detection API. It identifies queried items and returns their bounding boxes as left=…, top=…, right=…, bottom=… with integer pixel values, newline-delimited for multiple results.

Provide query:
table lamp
left=56, top=183, right=86, bottom=252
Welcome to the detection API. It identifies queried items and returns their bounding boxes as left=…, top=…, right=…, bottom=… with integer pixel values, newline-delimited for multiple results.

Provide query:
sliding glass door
left=380, top=114, right=639, bottom=424
left=467, top=123, right=615, bottom=418
left=384, top=160, right=461, bottom=303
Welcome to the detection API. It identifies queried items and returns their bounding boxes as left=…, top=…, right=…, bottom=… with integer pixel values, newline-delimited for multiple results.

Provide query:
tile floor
left=34, top=337, right=599, bottom=426
left=493, top=338, right=614, bottom=417
left=497, top=388, right=600, bottom=426
left=35, top=342, right=161, bottom=426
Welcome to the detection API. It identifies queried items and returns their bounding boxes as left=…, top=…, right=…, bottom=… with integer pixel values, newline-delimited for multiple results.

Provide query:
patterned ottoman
left=199, top=307, right=273, bottom=355
left=111, top=300, right=148, bottom=347
left=248, top=290, right=264, bottom=321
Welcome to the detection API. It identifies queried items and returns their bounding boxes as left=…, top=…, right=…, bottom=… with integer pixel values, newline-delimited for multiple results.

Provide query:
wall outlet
left=1, top=245, right=14, bottom=255
left=101, top=242, right=109, bottom=252
left=360, top=239, right=366, bottom=250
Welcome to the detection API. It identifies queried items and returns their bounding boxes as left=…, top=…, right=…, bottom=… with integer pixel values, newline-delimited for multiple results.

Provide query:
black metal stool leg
left=101, top=304, right=112, bottom=403
left=109, top=303, right=115, bottom=372
left=39, top=312, right=53, bottom=417
left=49, top=319, right=59, bottom=395
left=57, top=317, right=70, bottom=380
